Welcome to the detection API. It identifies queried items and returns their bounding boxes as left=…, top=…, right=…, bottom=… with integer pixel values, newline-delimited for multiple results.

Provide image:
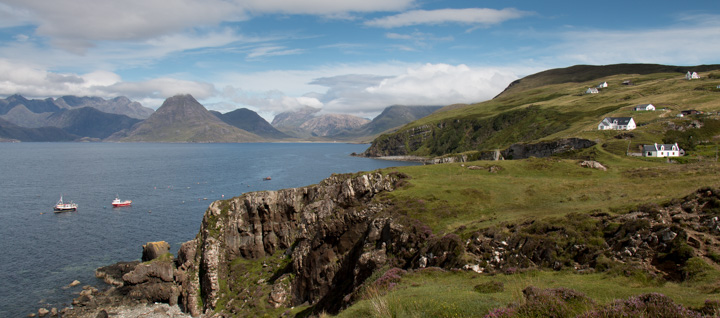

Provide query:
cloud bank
left=366, top=8, right=531, bottom=28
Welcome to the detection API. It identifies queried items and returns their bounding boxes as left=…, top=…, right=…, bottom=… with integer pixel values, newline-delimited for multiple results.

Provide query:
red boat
left=112, top=195, right=132, bottom=207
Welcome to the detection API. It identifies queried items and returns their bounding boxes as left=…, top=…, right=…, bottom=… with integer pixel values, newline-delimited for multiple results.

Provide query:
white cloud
left=239, top=0, right=414, bottom=15
left=357, top=63, right=517, bottom=108
left=545, top=14, right=720, bottom=66
left=0, top=58, right=215, bottom=108
left=1, top=0, right=415, bottom=53
left=216, top=62, right=518, bottom=118
left=2, top=0, right=245, bottom=52
left=365, top=8, right=531, bottom=28
left=222, top=86, right=323, bottom=113
left=247, top=46, right=304, bottom=59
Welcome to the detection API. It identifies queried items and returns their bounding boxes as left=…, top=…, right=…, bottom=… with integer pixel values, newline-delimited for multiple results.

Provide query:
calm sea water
left=0, top=142, right=418, bottom=317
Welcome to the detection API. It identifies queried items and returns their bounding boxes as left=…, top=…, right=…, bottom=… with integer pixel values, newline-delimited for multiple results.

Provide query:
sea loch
left=0, top=142, right=418, bottom=317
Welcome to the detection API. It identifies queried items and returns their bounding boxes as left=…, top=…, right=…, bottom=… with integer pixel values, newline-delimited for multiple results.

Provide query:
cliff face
left=175, top=172, right=449, bottom=316
left=172, top=169, right=720, bottom=317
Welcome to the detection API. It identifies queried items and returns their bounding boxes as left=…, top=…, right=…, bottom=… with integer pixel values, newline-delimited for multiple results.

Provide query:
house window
left=647, top=152, right=652, bottom=156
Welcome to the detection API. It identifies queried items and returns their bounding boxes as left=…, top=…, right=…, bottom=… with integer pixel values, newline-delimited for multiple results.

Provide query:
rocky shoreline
left=38, top=171, right=720, bottom=317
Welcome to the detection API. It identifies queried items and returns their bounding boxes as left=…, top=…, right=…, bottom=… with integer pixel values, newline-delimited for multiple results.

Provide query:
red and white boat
left=54, top=195, right=78, bottom=212
left=112, top=195, right=132, bottom=207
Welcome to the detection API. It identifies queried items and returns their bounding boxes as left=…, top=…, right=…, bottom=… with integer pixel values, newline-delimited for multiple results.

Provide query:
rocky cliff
left=174, top=172, right=471, bottom=316
left=171, top=171, right=720, bottom=317
left=63, top=171, right=720, bottom=317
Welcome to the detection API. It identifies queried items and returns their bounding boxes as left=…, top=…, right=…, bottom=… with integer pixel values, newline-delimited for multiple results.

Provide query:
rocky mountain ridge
left=108, top=94, right=264, bottom=142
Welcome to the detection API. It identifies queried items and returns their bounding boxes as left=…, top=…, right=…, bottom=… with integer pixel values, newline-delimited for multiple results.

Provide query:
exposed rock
left=176, top=172, right=438, bottom=315
left=95, top=261, right=140, bottom=286
left=142, top=241, right=170, bottom=262
left=122, top=261, right=174, bottom=284
left=66, top=280, right=81, bottom=288
left=502, top=138, right=596, bottom=160
left=580, top=160, right=607, bottom=171
left=37, top=308, right=49, bottom=317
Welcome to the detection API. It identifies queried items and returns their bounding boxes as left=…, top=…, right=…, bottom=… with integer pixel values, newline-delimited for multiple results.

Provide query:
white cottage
left=598, top=117, right=636, bottom=130
left=643, top=143, right=682, bottom=157
left=585, top=87, right=599, bottom=94
left=633, top=104, right=655, bottom=111
left=597, top=82, right=608, bottom=88
left=686, top=71, right=700, bottom=80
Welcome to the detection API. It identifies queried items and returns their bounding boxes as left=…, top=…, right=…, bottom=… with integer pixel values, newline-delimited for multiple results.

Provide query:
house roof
left=643, top=143, right=680, bottom=152
left=602, top=117, right=633, bottom=125
left=634, top=104, right=654, bottom=109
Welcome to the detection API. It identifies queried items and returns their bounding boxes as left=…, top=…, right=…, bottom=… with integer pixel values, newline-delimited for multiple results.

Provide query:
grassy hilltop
left=364, top=64, right=720, bottom=158
left=172, top=65, right=720, bottom=318
left=335, top=65, right=720, bottom=317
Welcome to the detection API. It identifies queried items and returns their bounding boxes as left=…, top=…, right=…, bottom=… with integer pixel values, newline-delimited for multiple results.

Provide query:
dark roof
left=602, top=117, right=633, bottom=125
left=643, top=143, right=680, bottom=152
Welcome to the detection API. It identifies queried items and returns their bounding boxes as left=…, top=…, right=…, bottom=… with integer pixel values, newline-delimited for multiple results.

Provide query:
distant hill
left=496, top=63, right=720, bottom=98
left=0, top=95, right=154, bottom=131
left=46, top=107, right=141, bottom=139
left=109, top=94, right=264, bottom=142
left=363, top=63, right=720, bottom=157
left=271, top=106, right=320, bottom=129
left=0, top=94, right=60, bottom=115
left=270, top=107, right=370, bottom=138
left=0, top=118, right=78, bottom=142
left=338, top=105, right=443, bottom=140
left=55, top=95, right=154, bottom=119
left=211, top=109, right=290, bottom=139
left=300, top=114, right=370, bottom=137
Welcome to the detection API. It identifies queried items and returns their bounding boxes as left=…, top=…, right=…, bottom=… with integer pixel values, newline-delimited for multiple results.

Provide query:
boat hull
left=112, top=200, right=132, bottom=207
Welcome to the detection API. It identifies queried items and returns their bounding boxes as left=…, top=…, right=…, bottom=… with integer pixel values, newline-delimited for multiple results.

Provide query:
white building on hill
left=633, top=104, right=655, bottom=111
left=643, top=143, right=683, bottom=157
left=686, top=71, right=700, bottom=80
left=598, top=117, right=636, bottom=130
left=585, top=87, right=599, bottom=94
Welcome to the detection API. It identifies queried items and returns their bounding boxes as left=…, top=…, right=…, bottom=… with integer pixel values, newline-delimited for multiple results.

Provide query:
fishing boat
left=54, top=195, right=78, bottom=212
left=112, top=195, right=132, bottom=207
left=263, top=176, right=272, bottom=181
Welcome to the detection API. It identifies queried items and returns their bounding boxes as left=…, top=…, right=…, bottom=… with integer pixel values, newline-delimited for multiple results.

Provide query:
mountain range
left=107, top=94, right=264, bottom=142
left=0, top=93, right=442, bottom=142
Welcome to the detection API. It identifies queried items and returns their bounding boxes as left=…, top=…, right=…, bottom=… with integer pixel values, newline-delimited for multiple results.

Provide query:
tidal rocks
left=142, top=241, right=170, bottom=262
left=95, top=261, right=140, bottom=286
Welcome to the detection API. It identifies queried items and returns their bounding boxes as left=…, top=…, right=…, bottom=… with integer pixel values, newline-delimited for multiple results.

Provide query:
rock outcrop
left=175, top=172, right=467, bottom=316
left=71, top=172, right=720, bottom=317
left=142, top=241, right=170, bottom=262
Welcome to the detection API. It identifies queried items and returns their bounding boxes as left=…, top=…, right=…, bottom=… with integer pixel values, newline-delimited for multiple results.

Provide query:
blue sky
left=0, top=0, right=718, bottom=120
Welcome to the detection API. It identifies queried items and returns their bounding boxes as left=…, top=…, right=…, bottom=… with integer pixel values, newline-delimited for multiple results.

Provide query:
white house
left=643, top=143, right=683, bottom=157
left=586, top=87, right=599, bottom=94
left=633, top=104, right=655, bottom=111
left=598, top=117, right=636, bottom=130
left=686, top=71, right=700, bottom=80
left=597, top=82, right=608, bottom=88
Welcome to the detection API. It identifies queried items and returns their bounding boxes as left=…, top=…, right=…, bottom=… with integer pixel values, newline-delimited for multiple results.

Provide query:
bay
left=0, top=142, right=418, bottom=317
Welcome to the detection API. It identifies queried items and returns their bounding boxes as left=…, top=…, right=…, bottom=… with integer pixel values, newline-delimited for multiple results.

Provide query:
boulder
left=142, top=241, right=170, bottom=262
left=37, top=308, right=49, bottom=317
left=580, top=160, right=607, bottom=171
left=123, top=261, right=174, bottom=284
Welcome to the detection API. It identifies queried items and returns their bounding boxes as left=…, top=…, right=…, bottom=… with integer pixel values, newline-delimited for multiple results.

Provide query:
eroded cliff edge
left=171, top=171, right=720, bottom=317
left=175, top=172, right=462, bottom=316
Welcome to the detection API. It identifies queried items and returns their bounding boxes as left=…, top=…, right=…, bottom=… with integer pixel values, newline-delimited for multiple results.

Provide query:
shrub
left=579, top=293, right=703, bottom=318
left=474, top=281, right=504, bottom=293
left=681, top=257, right=714, bottom=281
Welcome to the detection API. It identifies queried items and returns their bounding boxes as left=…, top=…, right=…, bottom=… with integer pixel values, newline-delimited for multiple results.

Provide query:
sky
left=0, top=0, right=718, bottom=120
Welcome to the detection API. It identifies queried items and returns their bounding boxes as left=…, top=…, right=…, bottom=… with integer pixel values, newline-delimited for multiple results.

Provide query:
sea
left=0, top=142, right=419, bottom=317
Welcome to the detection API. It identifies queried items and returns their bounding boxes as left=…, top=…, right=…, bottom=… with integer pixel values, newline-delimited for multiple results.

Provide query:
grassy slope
left=372, top=70, right=720, bottom=157
left=334, top=68, right=720, bottom=317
